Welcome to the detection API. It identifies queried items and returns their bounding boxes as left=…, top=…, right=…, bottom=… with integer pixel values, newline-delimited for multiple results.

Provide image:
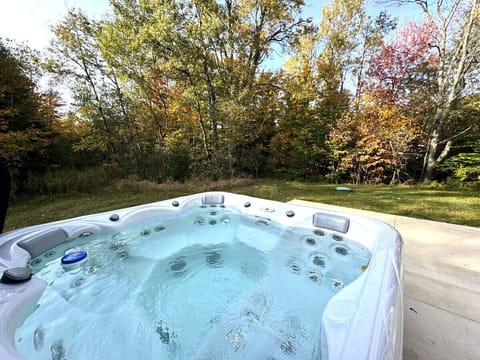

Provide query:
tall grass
left=23, top=164, right=132, bottom=196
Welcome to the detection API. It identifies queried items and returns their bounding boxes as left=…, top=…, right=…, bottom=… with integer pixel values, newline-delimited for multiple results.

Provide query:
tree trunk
left=419, top=0, right=479, bottom=179
left=423, top=127, right=441, bottom=180
left=82, top=59, right=117, bottom=156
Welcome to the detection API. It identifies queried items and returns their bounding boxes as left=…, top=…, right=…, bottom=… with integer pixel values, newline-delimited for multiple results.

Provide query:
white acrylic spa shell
left=0, top=192, right=403, bottom=360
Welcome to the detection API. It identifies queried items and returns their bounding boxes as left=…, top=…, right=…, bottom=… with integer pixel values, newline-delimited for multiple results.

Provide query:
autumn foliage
left=329, top=95, right=419, bottom=184
left=1, top=0, right=479, bottom=194
left=366, top=21, right=439, bottom=109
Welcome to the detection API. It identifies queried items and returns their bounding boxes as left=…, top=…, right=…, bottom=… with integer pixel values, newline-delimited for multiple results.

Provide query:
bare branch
left=443, top=0, right=462, bottom=29
left=439, top=125, right=473, bottom=144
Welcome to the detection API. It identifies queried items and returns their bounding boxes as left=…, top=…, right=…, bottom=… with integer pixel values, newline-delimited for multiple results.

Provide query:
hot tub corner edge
left=0, top=278, right=47, bottom=360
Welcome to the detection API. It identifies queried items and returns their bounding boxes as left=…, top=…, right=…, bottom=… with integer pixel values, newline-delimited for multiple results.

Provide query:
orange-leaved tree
left=329, top=94, right=419, bottom=184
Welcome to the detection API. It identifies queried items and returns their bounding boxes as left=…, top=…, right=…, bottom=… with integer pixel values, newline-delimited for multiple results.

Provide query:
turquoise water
left=15, top=206, right=370, bottom=359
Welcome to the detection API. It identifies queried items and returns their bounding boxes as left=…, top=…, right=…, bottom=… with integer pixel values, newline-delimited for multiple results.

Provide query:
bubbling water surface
left=15, top=206, right=370, bottom=360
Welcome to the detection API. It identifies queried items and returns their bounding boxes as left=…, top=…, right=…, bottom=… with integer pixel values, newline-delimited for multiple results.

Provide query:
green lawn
left=4, top=179, right=480, bottom=232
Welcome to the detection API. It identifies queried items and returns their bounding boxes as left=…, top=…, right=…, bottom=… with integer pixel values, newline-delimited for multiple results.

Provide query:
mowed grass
left=242, top=180, right=480, bottom=227
left=4, top=178, right=480, bottom=232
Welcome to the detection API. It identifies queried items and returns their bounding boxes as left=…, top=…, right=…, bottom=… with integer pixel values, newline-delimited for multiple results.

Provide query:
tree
left=366, top=20, right=439, bottom=115
left=379, top=0, right=480, bottom=179
left=47, top=9, right=134, bottom=158
left=318, top=0, right=367, bottom=94
left=328, top=95, right=419, bottom=184
left=100, top=0, right=308, bottom=178
left=318, top=0, right=396, bottom=100
left=266, top=0, right=396, bottom=180
left=270, top=0, right=396, bottom=180
left=437, top=94, right=480, bottom=181
left=270, top=33, right=349, bottom=179
left=0, top=39, right=60, bottom=192
left=352, top=10, right=397, bottom=105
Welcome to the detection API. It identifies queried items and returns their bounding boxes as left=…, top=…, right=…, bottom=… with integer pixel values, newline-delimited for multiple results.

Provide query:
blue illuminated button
left=61, top=251, right=87, bottom=265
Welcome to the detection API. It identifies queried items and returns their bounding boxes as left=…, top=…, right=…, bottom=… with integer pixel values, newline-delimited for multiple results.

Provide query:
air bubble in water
left=226, top=327, right=244, bottom=351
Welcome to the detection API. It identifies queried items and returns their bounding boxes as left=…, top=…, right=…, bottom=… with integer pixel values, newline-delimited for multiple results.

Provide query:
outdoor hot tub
left=0, top=192, right=403, bottom=360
